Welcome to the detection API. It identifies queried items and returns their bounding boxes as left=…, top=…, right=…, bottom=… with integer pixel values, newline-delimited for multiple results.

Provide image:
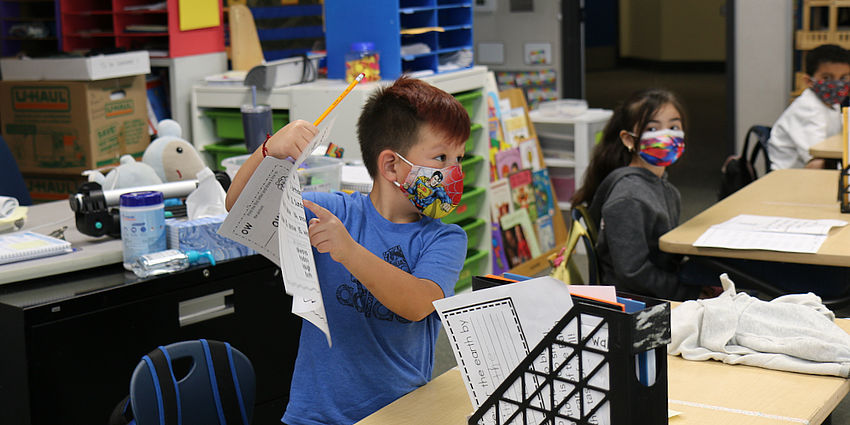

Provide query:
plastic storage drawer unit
left=203, top=109, right=289, bottom=140
left=458, top=217, right=487, bottom=250
left=454, top=89, right=482, bottom=119
left=205, top=143, right=250, bottom=170
left=465, top=123, right=483, bottom=154
left=455, top=249, right=487, bottom=292
left=461, top=155, right=483, bottom=187
left=442, top=186, right=485, bottom=225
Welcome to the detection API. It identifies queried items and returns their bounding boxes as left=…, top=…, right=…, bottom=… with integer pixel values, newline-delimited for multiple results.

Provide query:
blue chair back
left=129, top=339, right=255, bottom=425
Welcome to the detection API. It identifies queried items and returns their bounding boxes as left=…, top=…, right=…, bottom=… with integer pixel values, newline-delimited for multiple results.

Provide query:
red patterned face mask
left=393, top=152, right=463, bottom=219
left=812, top=79, right=850, bottom=106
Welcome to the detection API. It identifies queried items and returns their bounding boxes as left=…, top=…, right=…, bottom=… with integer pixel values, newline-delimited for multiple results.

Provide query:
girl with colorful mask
left=768, top=44, right=850, bottom=170
left=571, top=88, right=710, bottom=301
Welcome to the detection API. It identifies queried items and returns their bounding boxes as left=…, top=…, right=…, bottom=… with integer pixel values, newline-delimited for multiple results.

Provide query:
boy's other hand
left=304, top=199, right=356, bottom=264
left=267, top=120, right=318, bottom=159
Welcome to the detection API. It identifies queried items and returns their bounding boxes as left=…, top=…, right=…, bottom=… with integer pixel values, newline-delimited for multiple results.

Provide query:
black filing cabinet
left=0, top=255, right=300, bottom=424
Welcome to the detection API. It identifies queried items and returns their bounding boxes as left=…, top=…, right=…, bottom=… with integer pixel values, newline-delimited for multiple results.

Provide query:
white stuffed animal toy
left=142, top=119, right=206, bottom=182
left=83, top=154, right=163, bottom=189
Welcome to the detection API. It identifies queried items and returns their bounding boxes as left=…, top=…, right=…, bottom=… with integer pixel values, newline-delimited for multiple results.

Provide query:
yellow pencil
left=313, top=73, right=365, bottom=126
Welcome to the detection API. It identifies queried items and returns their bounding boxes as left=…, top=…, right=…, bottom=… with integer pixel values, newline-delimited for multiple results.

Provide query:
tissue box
left=166, top=214, right=255, bottom=262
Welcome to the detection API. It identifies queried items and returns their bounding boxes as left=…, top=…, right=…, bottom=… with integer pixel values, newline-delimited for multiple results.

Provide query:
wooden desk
left=659, top=169, right=849, bottom=266
left=356, top=318, right=850, bottom=425
left=810, top=134, right=843, bottom=160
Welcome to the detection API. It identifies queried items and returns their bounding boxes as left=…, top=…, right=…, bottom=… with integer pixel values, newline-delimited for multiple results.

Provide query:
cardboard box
left=0, top=52, right=150, bottom=81
left=23, top=173, right=88, bottom=203
left=0, top=75, right=150, bottom=175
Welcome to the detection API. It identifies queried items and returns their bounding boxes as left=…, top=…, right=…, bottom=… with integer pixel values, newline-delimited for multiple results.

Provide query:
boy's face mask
left=811, top=79, right=850, bottom=106
left=393, top=152, right=463, bottom=219
left=636, top=129, right=686, bottom=167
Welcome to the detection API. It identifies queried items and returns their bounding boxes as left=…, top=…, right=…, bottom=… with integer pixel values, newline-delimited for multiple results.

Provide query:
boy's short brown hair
left=807, top=44, right=850, bottom=75
left=357, top=77, right=471, bottom=177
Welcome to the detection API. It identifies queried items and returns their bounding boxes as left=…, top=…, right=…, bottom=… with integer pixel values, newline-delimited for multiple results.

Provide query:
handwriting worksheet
left=434, top=277, right=612, bottom=424
left=219, top=119, right=335, bottom=346
left=693, top=214, right=847, bottom=254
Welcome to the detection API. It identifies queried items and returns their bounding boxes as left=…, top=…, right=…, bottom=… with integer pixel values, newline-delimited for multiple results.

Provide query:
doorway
left=583, top=0, right=728, bottom=219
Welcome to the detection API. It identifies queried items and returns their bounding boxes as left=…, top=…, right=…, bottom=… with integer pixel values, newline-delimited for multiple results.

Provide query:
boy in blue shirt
left=225, top=77, right=469, bottom=424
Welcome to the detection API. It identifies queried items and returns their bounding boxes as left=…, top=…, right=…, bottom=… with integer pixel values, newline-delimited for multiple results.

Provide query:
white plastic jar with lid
left=120, top=191, right=166, bottom=271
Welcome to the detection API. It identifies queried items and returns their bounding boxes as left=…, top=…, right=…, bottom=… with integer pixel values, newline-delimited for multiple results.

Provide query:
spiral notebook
left=0, top=231, right=73, bottom=265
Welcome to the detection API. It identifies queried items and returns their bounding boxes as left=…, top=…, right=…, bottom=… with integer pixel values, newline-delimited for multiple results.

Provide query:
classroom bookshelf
left=323, top=0, right=473, bottom=80
left=0, top=0, right=60, bottom=57
left=58, top=0, right=224, bottom=58
left=529, top=108, right=613, bottom=211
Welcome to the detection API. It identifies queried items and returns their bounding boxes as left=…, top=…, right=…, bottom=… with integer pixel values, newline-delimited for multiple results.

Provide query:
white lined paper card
left=0, top=231, right=72, bottom=265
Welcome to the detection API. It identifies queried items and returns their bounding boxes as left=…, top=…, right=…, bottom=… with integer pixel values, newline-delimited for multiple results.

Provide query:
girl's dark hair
left=571, top=88, right=686, bottom=206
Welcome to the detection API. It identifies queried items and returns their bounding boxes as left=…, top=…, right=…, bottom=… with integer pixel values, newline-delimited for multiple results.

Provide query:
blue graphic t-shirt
left=282, top=191, right=467, bottom=425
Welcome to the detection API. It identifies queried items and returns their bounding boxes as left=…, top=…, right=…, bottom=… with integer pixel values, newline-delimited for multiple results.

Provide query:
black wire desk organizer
left=467, top=277, right=671, bottom=425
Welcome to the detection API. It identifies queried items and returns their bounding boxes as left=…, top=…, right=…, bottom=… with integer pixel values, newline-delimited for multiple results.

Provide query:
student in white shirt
left=768, top=44, right=850, bottom=170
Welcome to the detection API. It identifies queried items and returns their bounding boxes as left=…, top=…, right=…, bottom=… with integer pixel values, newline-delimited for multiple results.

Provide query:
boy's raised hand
left=303, top=199, right=356, bottom=264
left=266, top=120, right=318, bottom=160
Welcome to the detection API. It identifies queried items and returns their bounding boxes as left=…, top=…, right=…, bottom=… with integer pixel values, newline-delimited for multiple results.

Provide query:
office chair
left=110, top=339, right=255, bottom=425
left=0, top=135, right=32, bottom=205
left=550, top=205, right=600, bottom=285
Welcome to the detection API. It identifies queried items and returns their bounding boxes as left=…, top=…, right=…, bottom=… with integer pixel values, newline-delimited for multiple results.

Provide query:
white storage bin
left=221, top=154, right=343, bottom=193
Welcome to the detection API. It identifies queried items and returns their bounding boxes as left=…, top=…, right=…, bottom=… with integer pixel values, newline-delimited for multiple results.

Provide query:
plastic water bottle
left=130, top=249, right=215, bottom=278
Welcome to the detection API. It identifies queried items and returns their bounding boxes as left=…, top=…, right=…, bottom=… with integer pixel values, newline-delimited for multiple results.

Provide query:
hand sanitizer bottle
left=130, top=249, right=215, bottom=278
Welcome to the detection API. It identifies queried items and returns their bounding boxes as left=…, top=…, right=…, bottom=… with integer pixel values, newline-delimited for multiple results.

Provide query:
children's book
left=489, top=178, right=514, bottom=223
left=532, top=169, right=556, bottom=218
left=535, top=215, right=556, bottom=252
left=488, top=146, right=500, bottom=182
left=499, top=209, right=541, bottom=268
left=494, top=147, right=522, bottom=179
left=490, top=224, right=510, bottom=275
left=486, top=91, right=505, bottom=150
left=519, top=139, right=542, bottom=171
left=0, top=231, right=72, bottom=265
left=501, top=107, right=531, bottom=144
left=509, top=169, right=538, bottom=222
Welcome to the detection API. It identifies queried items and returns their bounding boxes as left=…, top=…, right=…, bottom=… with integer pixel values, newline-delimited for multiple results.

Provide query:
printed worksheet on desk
left=433, top=277, right=616, bottom=424
left=219, top=118, right=335, bottom=346
left=693, top=214, right=847, bottom=254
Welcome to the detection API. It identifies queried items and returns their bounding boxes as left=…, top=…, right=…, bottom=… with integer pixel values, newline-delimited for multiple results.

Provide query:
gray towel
left=668, top=274, right=850, bottom=377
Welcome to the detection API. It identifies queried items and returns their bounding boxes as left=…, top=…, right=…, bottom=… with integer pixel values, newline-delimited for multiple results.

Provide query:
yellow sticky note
left=179, top=0, right=220, bottom=31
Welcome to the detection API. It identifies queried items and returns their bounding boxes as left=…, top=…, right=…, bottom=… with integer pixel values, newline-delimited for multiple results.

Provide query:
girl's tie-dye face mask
left=637, top=129, right=685, bottom=167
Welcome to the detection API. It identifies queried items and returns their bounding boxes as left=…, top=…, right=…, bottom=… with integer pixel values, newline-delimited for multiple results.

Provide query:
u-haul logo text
left=105, top=100, right=134, bottom=118
left=11, top=87, right=71, bottom=112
